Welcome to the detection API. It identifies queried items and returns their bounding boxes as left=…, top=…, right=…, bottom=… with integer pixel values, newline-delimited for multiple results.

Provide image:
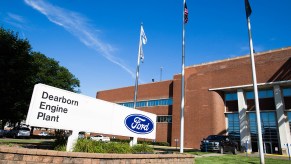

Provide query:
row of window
left=227, top=112, right=291, bottom=147
left=157, top=116, right=172, bottom=123
left=227, top=112, right=291, bottom=152
left=225, top=88, right=291, bottom=101
left=283, top=88, right=291, bottom=96
left=227, top=113, right=240, bottom=144
left=118, top=98, right=173, bottom=108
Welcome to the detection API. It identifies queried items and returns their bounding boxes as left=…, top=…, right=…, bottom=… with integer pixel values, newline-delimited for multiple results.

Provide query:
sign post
left=26, top=84, right=157, bottom=151
left=286, top=143, right=290, bottom=161
left=66, top=130, right=79, bottom=151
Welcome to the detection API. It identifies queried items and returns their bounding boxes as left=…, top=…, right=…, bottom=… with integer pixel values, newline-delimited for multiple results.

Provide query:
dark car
left=5, top=127, right=30, bottom=138
left=0, top=129, right=5, bottom=138
left=200, top=135, right=238, bottom=154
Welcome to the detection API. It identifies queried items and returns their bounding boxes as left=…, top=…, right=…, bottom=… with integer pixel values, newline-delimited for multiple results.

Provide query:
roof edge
left=186, top=46, right=291, bottom=69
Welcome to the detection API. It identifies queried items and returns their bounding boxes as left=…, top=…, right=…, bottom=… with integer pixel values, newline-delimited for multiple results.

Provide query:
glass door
left=264, top=142, right=272, bottom=154
left=248, top=112, right=280, bottom=154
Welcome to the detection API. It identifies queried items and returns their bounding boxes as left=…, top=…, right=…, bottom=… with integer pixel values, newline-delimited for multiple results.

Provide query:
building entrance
left=249, top=112, right=280, bottom=154
left=264, top=142, right=272, bottom=154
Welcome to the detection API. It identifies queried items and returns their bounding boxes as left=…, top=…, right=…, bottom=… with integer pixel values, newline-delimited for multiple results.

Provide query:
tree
left=0, top=27, right=35, bottom=128
left=31, top=52, right=80, bottom=93
left=0, top=27, right=80, bottom=128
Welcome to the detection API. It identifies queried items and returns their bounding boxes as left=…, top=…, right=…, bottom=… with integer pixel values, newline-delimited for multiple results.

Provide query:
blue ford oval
left=124, top=114, right=154, bottom=134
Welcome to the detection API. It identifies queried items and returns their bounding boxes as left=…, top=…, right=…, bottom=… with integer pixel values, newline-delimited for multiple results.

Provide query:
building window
left=225, top=92, right=238, bottom=101
left=246, top=89, right=275, bottom=111
left=136, top=101, right=147, bottom=108
left=225, top=92, right=238, bottom=112
left=246, top=89, right=274, bottom=99
left=148, top=99, right=173, bottom=106
left=283, top=88, right=291, bottom=97
left=148, top=100, right=159, bottom=106
left=120, top=102, right=134, bottom=108
left=283, top=88, right=291, bottom=110
left=226, top=113, right=240, bottom=145
left=157, top=116, right=172, bottom=123
left=118, top=98, right=173, bottom=108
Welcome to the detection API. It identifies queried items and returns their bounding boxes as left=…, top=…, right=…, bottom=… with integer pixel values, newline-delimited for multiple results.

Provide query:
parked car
left=0, top=129, right=5, bottom=138
left=5, top=127, right=30, bottom=138
left=38, top=131, right=49, bottom=136
left=78, top=132, right=85, bottom=139
left=200, top=135, right=238, bottom=154
left=90, top=135, right=110, bottom=142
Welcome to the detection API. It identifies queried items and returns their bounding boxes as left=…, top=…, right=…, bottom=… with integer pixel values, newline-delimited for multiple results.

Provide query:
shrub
left=155, top=142, right=170, bottom=146
left=73, top=139, right=132, bottom=153
left=137, top=140, right=170, bottom=146
left=102, top=142, right=132, bottom=154
left=53, top=130, right=68, bottom=150
left=110, top=138, right=130, bottom=143
left=54, top=144, right=66, bottom=151
left=73, top=139, right=105, bottom=153
left=73, top=139, right=153, bottom=154
left=132, top=143, right=154, bottom=154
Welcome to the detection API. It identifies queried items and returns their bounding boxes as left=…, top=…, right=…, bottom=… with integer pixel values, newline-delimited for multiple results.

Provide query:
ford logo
left=124, top=114, right=154, bottom=134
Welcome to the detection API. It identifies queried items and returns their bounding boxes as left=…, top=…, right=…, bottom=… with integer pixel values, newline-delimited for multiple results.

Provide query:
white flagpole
left=245, top=1, right=265, bottom=163
left=180, top=0, right=186, bottom=153
left=133, top=24, right=143, bottom=109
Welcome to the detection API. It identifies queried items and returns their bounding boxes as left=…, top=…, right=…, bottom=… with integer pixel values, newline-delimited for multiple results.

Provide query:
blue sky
left=1, top=0, right=290, bottom=98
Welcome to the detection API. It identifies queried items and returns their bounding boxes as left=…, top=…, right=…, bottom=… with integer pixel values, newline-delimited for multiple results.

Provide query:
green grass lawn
left=195, top=154, right=290, bottom=164
left=0, top=138, right=54, bottom=144
left=0, top=138, right=55, bottom=148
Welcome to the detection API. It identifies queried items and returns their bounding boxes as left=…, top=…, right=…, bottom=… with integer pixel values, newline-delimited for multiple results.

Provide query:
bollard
left=286, top=143, right=290, bottom=161
left=245, top=140, right=248, bottom=157
left=175, top=139, right=178, bottom=150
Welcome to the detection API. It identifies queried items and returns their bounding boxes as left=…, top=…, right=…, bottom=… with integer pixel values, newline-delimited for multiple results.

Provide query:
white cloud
left=24, top=0, right=135, bottom=78
left=7, top=13, right=25, bottom=23
left=4, top=13, right=27, bottom=30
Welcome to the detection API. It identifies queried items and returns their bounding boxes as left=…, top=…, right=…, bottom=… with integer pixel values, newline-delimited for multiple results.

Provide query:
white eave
left=209, top=80, right=291, bottom=91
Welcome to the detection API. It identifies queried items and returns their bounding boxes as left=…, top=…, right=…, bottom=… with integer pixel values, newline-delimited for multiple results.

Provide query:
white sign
left=26, top=84, right=156, bottom=139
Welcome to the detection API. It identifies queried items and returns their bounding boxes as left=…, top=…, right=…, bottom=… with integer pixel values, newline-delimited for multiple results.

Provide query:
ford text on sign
left=26, top=84, right=156, bottom=139
left=125, top=114, right=154, bottom=134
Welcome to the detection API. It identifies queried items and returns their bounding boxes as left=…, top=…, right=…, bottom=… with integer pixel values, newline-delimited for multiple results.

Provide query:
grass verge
left=0, top=138, right=55, bottom=149
left=195, top=154, right=290, bottom=164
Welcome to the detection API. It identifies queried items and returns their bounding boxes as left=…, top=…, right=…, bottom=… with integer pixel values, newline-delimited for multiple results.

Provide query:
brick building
left=96, top=47, right=291, bottom=155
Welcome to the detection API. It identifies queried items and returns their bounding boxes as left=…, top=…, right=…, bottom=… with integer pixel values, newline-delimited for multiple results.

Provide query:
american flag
left=184, top=2, right=188, bottom=23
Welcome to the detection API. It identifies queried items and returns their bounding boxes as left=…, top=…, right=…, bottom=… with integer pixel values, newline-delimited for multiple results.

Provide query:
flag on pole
left=140, top=25, right=147, bottom=62
left=134, top=24, right=147, bottom=109
left=184, top=2, right=188, bottom=23
left=141, top=26, right=147, bottom=44
left=245, top=0, right=252, bottom=18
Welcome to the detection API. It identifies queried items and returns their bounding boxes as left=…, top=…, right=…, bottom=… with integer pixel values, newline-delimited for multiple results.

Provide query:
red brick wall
left=171, top=75, right=182, bottom=147
left=155, top=123, right=172, bottom=143
left=96, top=80, right=173, bottom=102
left=0, top=146, right=195, bottom=164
